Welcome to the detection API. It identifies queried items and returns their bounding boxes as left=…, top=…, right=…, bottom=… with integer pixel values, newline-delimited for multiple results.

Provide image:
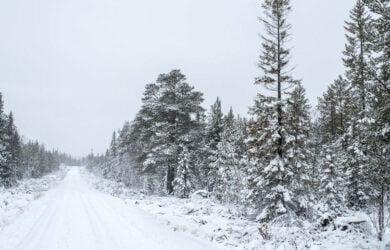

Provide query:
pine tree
left=131, top=83, right=162, bottom=192
left=140, top=70, right=205, bottom=195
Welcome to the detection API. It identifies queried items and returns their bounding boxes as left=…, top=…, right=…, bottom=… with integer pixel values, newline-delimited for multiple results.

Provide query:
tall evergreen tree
left=362, top=0, right=389, bottom=241
left=141, top=70, right=205, bottom=195
left=247, top=0, right=305, bottom=223
left=343, top=0, right=373, bottom=113
left=201, top=97, right=224, bottom=192
left=255, top=0, right=299, bottom=160
left=342, top=0, right=374, bottom=209
left=316, top=78, right=353, bottom=216
left=284, top=84, right=312, bottom=215
left=131, top=83, right=162, bottom=191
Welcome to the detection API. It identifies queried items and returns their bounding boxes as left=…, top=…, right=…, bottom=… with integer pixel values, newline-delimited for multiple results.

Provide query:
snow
left=0, top=167, right=67, bottom=230
left=87, top=170, right=390, bottom=250
left=1, top=166, right=388, bottom=250
left=0, top=167, right=219, bottom=250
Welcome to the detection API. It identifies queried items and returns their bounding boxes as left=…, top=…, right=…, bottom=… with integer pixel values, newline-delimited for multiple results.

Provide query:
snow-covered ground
left=0, top=167, right=67, bottom=230
left=0, top=167, right=219, bottom=250
left=0, top=166, right=388, bottom=250
left=87, top=170, right=390, bottom=250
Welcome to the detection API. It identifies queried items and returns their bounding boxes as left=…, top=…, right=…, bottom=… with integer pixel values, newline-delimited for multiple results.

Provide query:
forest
left=84, top=0, right=389, bottom=242
left=0, top=0, right=388, bottom=246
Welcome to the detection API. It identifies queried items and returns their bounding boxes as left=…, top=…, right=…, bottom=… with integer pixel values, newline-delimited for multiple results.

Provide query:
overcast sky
left=0, top=0, right=356, bottom=157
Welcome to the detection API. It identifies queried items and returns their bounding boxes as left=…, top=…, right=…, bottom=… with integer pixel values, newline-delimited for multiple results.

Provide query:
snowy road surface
left=0, top=167, right=219, bottom=250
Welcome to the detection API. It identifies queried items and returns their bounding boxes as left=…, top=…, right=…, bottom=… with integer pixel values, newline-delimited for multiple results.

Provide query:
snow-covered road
left=0, top=167, right=218, bottom=250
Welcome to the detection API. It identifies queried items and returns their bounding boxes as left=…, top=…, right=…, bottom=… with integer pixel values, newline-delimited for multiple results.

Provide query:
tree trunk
left=166, top=165, right=175, bottom=194
left=378, top=184, right=384, bottom=241
left=277, top=4, right=283, bottom=160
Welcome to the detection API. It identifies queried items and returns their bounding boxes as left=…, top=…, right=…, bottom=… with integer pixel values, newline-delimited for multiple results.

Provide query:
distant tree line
left=0, top=93, right=78, bottom=187
left=86, top=0, right=388, bottom=241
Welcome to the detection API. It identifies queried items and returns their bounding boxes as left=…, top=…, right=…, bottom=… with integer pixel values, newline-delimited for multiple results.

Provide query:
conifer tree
left=106, top=131, right=119, bottom=179
left=247, top=94, right=293, bottom=221
left=318, top=146, right=345, bottom=216
left=284, top=84, right=312, bottom=215
left=131, top=83, right=161, bottom=191
left=141, top=70, right=205, bottom=194
left=342, top=0, right=374, bottom=209
left=224, top=107, right=235, bottom=132
left=5, top=112, right=22, bottom=181
left=343, top=0, right=373, bottom=113
left=202, top=97, right=224, bottom=192
left=212, top=126, right=242, bottom=205
left=0, top=93, right=12, bottom=187
left=317, top=76, right=352, bottom=144
left=247, top=0, right=305, bottom=222
left=255, top=0, right=299, bottom=159
left=173, top=146, right=194, bottom=198
left=362, top=0, right=389, bottom=240
left=316, top=77, right=353, bottom=216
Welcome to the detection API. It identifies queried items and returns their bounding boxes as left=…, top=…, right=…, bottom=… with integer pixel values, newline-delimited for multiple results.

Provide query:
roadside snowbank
left=0, top=167, right=67, bottom=229
left=85, top=170, right=389, bottom=250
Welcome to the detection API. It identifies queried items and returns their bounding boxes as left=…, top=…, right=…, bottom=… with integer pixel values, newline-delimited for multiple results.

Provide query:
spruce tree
left=224, top=107, right=235, bottom=132
left=0, top=93, right=12, bottom=187
left=317, top=76, right=352, bottom=144
left=212, top=125, right=242, bottom=205
left=106, top=131, right=119, bottom=179
left=317, top=146, right=345, bottom=217
left=5, top=112, right=22, bottom=181
left=362, top=0, right=389, bottom=240
left=202, top=97, right=224, bottom=192
left=173, top=146, right=194, bottom=198
left=284, top=84, right=312, bottom=216
left=342, top=0, right=374, bottom=209
left=316, top=77, right=353, bottom=216
left=343, top=0, right=373, bottom=113
left=247, top=0, right=304, bottom=223
left=256, top=0, right=299, bottom=159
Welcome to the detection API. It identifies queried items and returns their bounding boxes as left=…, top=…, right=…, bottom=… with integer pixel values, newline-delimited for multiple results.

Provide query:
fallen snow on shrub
left=85, top=171, right=390, bottom=249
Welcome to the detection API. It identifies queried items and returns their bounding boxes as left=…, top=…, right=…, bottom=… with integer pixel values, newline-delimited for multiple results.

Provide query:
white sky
left=0, top=0, right=356, bottom=157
